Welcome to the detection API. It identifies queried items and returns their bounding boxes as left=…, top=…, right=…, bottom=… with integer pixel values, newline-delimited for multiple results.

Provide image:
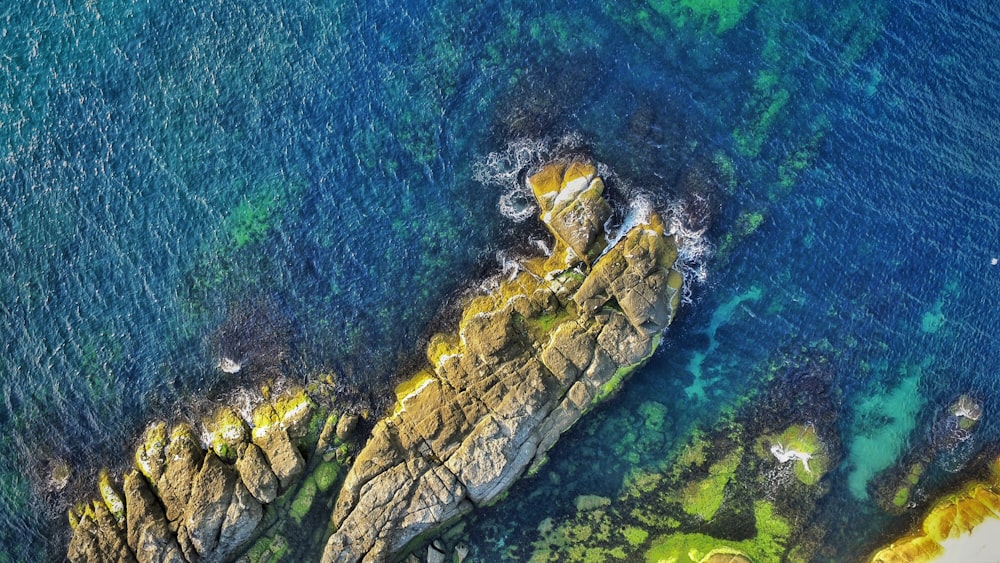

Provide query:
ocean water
left=1, top=0, right=998, bottom=561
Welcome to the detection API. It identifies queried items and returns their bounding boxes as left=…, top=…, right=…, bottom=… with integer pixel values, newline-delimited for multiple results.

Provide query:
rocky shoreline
left=66, top=159, right=685, bottom=562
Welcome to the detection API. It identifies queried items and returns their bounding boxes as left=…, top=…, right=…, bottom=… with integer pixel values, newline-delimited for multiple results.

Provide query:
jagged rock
left=427, top=540, right=447, bottom=563
left=336, top=413, right=359, bottom=441
left=272, top=390, right=316, bottom=440
left=156, top=424, right=203, bottom=529
left=323, top=159, right=682, bottom=562
left=236, top=442, right=279, bottom=504
left=204, top=406, right=249, bottom=462
left=122, top=471, right=184, bottom=563
left=460, top=307, right=525, bottom=363
left=871, top=481, right=1000, bottom=562
left=184, top=452, right=239, bottom=557
left=529, top=160, right=611, bottom=261
left=213, top=482, right=263, bottom=560
left=68, top=501, right=137, bottom=563
left=253, top=422, right=305, bottom=491
left=134, top=422, right=168, bottom=487
left=68, top=395, right=324, bottom=563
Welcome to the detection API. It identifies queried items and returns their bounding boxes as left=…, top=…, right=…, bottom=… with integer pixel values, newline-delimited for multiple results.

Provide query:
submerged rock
left=871, top=393, right=983, bottom=514
left=323, top=159, right=684, bottom=561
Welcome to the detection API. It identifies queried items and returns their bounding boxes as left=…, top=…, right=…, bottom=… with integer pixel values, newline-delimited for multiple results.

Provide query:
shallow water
left=2, top=0, right=999, bottom=561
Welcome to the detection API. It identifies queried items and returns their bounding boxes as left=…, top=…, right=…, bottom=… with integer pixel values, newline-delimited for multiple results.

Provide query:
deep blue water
left=2, top=0, right=999, bottom=561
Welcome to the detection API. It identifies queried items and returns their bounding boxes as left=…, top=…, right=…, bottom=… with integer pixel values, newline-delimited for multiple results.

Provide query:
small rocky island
left=324, top=159, right=684, bottom=561
left=66, top=159, right=686, bottom=562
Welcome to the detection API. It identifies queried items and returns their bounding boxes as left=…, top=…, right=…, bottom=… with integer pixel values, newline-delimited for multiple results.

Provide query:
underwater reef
left=64, top=158, right=687, bottom=562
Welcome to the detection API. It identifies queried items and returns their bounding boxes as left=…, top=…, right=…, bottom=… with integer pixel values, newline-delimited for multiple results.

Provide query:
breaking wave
left=664, top=200, right=711, bottom=305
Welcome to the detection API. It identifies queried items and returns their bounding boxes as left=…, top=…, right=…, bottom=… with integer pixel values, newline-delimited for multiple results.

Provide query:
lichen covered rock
left=323, top=159, right=684, bottom=561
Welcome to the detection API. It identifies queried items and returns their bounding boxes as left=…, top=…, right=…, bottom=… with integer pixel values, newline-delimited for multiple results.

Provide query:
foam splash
left=473, top=134, right=585, bottom=222
left=664, top=200, right=711, bottom=304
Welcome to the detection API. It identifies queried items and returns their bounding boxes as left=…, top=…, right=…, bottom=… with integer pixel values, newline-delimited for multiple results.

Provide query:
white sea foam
left=475, top=134, right=710, bottom=303
left=473, top=134, right=585, bottom=222
left=664, top=200, right=712, bottom=304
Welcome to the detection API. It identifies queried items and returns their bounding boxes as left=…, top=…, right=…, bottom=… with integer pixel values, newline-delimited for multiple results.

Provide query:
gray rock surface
left=68, top=390, right=319, bottom=563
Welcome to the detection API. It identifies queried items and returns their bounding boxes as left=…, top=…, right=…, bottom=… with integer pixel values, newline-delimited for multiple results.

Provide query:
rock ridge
left=322, top=159, right=684, bottom=562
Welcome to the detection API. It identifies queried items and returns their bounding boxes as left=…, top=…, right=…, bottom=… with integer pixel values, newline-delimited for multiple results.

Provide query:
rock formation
left=322, top=159, right=684, bottom=561
left=67, top=388, right=349, bottom=563
left=66, top=158, right=686, bottom=563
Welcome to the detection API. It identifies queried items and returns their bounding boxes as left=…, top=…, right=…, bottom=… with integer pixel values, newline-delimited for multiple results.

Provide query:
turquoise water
left=2, top=0, right=999, bottom=560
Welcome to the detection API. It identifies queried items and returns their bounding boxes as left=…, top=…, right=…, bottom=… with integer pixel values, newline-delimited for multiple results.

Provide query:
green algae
left=245, top=534, right=290, bottom=563
left=639, top=401, right=669, bottom=433
left=757, top=424, right=827, bottom=485
left=313, top=460, right=341, bottom=493
left=647, top=0, right=752, bottom=35
left=680, top=448, right=742, bottom=520
left=183, top=175, right=305, bottom=319
left=624, top=526, right=649, bottom=547
left=97, top=469, right=125, bottom=522
left=734, top=70, right=790, bottom=159
left=527, top=11, right=607, bottom=54
left=644, top=501, right=789, bottom=562
left=288, top=476, right=318, bottom=524
left=206, top=407, right=249, bottom=463
left=775, top=116, right=830, bottom=195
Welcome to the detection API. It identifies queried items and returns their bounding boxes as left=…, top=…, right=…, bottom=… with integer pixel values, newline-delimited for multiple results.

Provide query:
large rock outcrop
left=322, top=159, right=684, bottom=561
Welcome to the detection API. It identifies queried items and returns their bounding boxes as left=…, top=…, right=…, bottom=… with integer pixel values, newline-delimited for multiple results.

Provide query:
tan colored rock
left=235, top=442, right=279, bottom=504
left=272, top=389, right=316, bottom=440
left=68, top=391, right=328, bottom=563
left=134, top=422, right=168, bottom=488
left=156, top=423, right=203, bottom=528
left=528, top=160, right=610, bottom=262
left=871, top=462, right=1000, bottom=562
left=68, top=501, right=137, bottom=563
left=460, top=307, right=525, bottom=364
left=213, top=482, right=263, bottom=560
left=253, top=423, right=305, bottom=491
left=204, top=406, right=249, bottom=462
left=123, top=471, right=184, bottom=563
left=336, top=413, right=360, bottom=441
left=184, top=452, right=239, bottom=557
